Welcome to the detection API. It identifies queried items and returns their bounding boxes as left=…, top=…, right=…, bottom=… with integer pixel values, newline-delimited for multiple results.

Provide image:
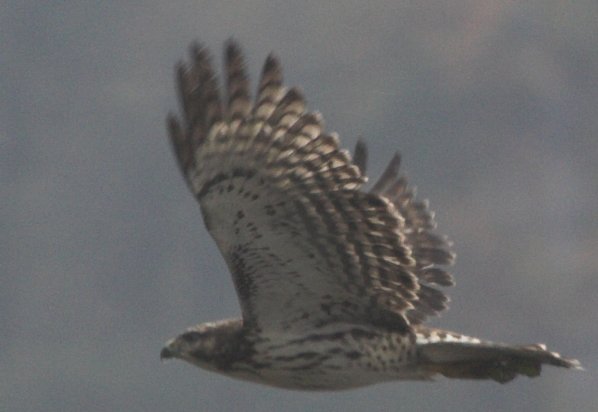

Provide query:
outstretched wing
left=167, top=41, right=454, bottom=334
left=354, top=140, right=455, bottom=323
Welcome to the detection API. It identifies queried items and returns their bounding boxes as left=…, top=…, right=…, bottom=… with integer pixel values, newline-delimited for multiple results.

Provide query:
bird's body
left=163, top=318, right=573, bottom=390
left=165, top=319, right=421, bottom=390
left=160, top=40, right=580, bottom=390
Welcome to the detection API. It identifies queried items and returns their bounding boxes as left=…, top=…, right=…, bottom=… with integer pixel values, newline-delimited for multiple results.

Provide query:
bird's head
left=161, top=318, right=245, bottom=372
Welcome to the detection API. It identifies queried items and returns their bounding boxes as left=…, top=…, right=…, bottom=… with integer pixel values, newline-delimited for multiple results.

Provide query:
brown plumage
left=161, top=40, right=581, bottom=390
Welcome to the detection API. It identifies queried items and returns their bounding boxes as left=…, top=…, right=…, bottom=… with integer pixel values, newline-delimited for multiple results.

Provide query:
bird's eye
left=181, top=331, right=201, bottom=343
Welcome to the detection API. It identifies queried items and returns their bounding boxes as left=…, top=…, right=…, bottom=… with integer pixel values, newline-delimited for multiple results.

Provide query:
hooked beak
left=160, top=346, right=174, bottom=360
left=160, top=338, right=177, bottom=360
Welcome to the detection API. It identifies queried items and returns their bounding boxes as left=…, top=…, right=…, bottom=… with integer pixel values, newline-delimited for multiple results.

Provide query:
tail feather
left=416, top=330, right=581, bottom=384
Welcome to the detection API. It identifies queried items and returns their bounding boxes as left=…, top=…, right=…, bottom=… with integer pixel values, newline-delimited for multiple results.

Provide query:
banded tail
left=416, top=328, right=582, bottom=383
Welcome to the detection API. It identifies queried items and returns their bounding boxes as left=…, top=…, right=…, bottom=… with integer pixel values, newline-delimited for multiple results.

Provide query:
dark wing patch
left=352, top=139, right=368, bottom=175
left=168, top=41, right=452, bottom=334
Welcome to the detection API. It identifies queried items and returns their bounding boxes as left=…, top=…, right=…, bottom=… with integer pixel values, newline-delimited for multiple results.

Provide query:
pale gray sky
left=2, top=2, right=597, bottom=411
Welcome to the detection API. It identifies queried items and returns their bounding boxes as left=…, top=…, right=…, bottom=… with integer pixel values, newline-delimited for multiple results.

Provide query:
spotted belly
left=228, top=324, right=429, bottom=390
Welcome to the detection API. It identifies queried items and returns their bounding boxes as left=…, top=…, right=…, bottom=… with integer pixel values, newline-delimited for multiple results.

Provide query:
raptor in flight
left=160, top=41, right=580, bottom=389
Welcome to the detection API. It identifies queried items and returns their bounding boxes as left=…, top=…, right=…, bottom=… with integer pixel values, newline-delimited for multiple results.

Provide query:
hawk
left=160, top=40, right=580, bottom=389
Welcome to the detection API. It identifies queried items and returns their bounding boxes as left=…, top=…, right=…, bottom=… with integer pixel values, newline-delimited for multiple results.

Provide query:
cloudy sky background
left=2, top=2, right=597, bottom=411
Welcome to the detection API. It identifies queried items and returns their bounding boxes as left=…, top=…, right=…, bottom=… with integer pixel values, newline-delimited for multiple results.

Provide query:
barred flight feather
left=167, top=41, right=457, bottom=333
